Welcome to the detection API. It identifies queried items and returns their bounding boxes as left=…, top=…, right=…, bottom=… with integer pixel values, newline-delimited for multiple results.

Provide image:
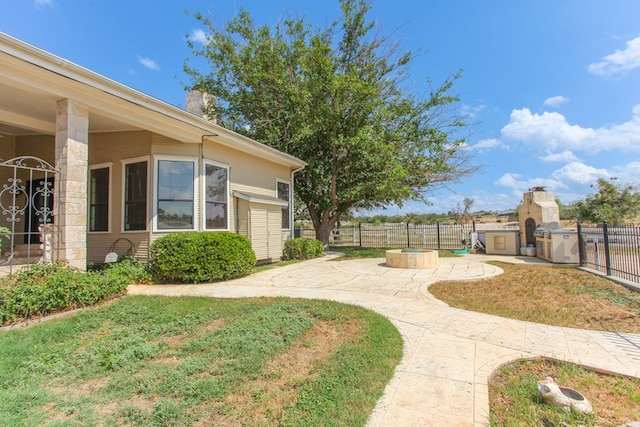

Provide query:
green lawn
left=0, top=296, right=402, bottom=427
left=427, top=260, right=640, bottom=425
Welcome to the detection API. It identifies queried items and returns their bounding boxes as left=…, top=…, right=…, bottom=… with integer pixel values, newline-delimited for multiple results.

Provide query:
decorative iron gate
left=0, top=156, right=60, bottom=275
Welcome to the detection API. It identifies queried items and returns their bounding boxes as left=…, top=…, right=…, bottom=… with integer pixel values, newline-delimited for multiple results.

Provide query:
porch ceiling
left=0, top=79, right=140, bottom=136
left=0, top=33, right=306, bottom=170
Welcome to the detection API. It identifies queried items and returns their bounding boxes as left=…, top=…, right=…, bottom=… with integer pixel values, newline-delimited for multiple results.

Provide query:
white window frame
left=153, top=156, right=199, bottom=232
left=88, top=162, right=112, bottom=233
left=121, top=156, right=150, bottom=233
left=202, top=159, right=230, bottom=231
left=276, top=178, right=292, bottom=231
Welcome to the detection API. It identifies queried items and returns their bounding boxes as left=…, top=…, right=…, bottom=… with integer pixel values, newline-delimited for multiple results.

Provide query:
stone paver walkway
left=128, top=254, right=640, bottom=426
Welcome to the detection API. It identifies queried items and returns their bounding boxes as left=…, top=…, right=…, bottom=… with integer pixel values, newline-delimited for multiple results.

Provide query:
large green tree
left=572, top=178, right=640, bottom=224
left=185, top=0, right=476, bottom=245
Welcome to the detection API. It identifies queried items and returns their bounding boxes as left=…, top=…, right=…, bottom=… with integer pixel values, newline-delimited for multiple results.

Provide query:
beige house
left=0, top=32, right=306, bottom=269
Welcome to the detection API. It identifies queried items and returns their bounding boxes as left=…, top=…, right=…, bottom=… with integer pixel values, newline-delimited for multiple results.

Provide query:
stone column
left=55, top=99, right=88, bottom=270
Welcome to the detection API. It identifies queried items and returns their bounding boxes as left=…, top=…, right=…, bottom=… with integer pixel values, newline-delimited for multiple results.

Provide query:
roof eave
left=0, top=32, right=306, bottom=169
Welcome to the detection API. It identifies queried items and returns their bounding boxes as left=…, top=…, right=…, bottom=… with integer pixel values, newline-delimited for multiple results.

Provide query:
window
left=204, top=162, right=228, bottom=230
left=277, top=180, right=291, bottom=229
left=156, top=159, right=196, bottom=230
left=124, top=160, right=148, bottom=231
left=89, top=165, right=110, bottom=232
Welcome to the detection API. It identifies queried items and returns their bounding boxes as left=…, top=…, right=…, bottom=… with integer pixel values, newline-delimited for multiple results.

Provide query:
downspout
left=235, top=194, right=240, bottom=234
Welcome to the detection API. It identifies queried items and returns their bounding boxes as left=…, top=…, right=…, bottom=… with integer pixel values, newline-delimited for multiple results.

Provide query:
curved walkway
left=128, top=254, right=640, bottom=427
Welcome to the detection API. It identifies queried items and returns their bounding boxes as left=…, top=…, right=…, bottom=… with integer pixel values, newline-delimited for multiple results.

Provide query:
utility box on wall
left=485, top=230, right=521, bottom=256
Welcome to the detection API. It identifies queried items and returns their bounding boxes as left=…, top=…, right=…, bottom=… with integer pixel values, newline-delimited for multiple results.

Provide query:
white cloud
left=612, top=161, right=640, bottom=183
left=137, top=56, right=160, bottom=71
left=550, top=162, right=609, bottom=185
left=495, top=172, right=568, bottom=196
left=501, top=106, right=640, bottom=153
left=588, top=35, right=640, bottom=76
left=539, top=150, right=579, bottom=163
left=188, top=29, right=208, bottom=44
left=464, top=190, right=516, bottom=212
left=467, top=138, right=503, bottom=152
left=34, top=0, right=53, bottom=6
left=543, top=96, right=568, bottom=108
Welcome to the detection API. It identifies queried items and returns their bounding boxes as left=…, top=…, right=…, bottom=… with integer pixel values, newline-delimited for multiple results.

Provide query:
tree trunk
left=315, top=220, right=334, bottom=248
left=308, top=206, right=340, bottom=248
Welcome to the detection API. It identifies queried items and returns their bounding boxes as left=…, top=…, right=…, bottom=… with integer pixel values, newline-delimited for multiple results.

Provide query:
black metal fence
left=298, top=222, right=475, bottom=250
left=577, top=222, right=640, bottom=285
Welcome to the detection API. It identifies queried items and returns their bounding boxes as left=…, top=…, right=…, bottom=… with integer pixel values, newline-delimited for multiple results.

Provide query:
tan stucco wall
left=203, top=142, right=291, bottom=193
left=484, top=230, right=521, bottom=256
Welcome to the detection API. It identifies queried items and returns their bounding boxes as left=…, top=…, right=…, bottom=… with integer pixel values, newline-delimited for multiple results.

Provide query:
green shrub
left=89, top=257, right=152, bottom=284
left=283, top=238, right=324, bottom=260
left=106, top=258, right=152, bottom=284
left=148, top=232, right=256, bottom=283
left=0, top=261, right=131, bottom=325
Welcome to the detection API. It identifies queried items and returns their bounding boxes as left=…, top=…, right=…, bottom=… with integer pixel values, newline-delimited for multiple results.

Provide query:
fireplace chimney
left=186, top=89, right=215, bottom=121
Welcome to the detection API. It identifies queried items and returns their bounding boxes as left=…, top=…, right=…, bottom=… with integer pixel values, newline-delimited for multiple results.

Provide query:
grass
left=429, top=261, right=640, bottom=333
left=490, top=358, right=640, bottom=427
left=328, top=246, right=461, bottom=260
left=0, top=296, right=402, bottom=427
left=427, top=261, right=640, bottom=426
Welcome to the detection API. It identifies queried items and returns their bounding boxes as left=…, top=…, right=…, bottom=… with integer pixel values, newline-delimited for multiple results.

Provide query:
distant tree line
left=296, top=178, right=639, bottom=227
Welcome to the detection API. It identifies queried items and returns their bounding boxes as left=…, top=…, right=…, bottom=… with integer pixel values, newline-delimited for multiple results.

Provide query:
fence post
left=406, top=223, right=410, bottom=248
left=436, top=222, right=441, bottom=249
left=359, top=222, right=362, bottom=247
left=576, top=222, right=585, bottom=267
left=602, top=221, right=612, bottom=276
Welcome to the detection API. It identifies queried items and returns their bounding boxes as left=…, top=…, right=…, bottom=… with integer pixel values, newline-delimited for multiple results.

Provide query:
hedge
left=148, top=232, right=256, bottom=283
left=283, top=238, right=324, bottom=260
left=0, top=259, right=146, bottom=326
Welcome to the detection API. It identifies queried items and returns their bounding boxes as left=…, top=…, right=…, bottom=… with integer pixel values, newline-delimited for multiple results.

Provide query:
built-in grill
left=534, top=222, right=579, bottom=263
left=533, top=221, right=562, bottom=239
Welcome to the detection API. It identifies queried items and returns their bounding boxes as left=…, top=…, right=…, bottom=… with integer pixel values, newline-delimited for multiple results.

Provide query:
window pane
left=125, top=161, right=147, bottom=231
left=158, top=161, right=194, bottom=200
left=89, top=167, right=109, bottom=232
left=157, top=201, right=194, bottom=229
left=205, top=163, right=227, bottom=229
left=206, top=202, right=226, bottom=229
left=157, top=160, right=194, bottom=230
left=277, top=181, right=290, bottom=229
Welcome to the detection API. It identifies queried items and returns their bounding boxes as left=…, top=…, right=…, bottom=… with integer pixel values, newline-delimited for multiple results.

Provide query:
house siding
left=87, top=131, right=152, bottom=264
left=0, top=130, right=295, bottom=265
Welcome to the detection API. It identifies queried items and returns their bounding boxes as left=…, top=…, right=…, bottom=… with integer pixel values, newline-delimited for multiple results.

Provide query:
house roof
left=0, top=32, right=306, bottom=170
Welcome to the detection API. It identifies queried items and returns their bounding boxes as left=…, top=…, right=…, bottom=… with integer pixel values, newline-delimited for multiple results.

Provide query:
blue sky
left=2, top=0, right=639, bottom=215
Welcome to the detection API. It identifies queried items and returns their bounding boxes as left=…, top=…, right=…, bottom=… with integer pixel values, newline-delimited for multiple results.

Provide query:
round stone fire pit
left=385, top=249, right=439, bottom=269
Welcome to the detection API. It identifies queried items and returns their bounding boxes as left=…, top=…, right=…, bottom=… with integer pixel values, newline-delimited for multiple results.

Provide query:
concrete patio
left=127, top=253, right=640, bottom=426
